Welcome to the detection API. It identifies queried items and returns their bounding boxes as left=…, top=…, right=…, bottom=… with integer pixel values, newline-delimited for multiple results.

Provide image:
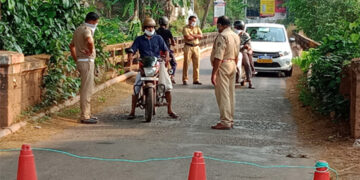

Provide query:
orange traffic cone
left=188, top=151, right=206, bottom=180
left=313, top=160, right=330, bottom=180
left=17, top=144, right=37, bottom=180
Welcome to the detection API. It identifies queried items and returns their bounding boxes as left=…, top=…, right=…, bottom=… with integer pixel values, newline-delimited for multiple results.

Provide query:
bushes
left=0, top=0, right=113, bottom=107
left=292, top=18, right=360, bottom=119
left=288, top=0, right=360, bottom=120
left=202, top=25, right=217, bottom=33
left=286, top=0, right=360, bottom=42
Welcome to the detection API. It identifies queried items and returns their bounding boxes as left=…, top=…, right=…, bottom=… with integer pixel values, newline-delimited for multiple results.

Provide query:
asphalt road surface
left=0, top=52, right=314, bottom=180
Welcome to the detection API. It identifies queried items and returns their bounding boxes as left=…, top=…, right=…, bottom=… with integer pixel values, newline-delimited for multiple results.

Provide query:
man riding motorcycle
left=127, top=17, right=178, bottom=120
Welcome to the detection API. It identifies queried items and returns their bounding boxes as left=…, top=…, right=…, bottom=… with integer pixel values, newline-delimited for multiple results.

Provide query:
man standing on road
left=156, top=16, right=177, bottom=84
left=210, top=16, right=240, bottom=130
left=69, top=12, right=100, bottom=124
left=127, top=18, right=178, bottom=120
left=182, top=15, right=203, bottom=85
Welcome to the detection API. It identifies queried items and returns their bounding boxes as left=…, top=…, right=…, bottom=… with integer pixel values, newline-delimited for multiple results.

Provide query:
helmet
left=159, top=16, right=169, bottom=26
left=143, top=17, right=156, bottom=28
left=233, top=20, right=245, bottom=30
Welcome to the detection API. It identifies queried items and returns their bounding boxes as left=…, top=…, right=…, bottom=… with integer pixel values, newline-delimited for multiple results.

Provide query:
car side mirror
left=289, top=37, right=295, bottom=43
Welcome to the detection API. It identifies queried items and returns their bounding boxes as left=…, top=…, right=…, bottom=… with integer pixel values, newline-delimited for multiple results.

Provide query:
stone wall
left=293, top=33, right=321, bottom=50
left=349, top=59, right=360, bottom=138
left=0, top=52, right=47, bottom=127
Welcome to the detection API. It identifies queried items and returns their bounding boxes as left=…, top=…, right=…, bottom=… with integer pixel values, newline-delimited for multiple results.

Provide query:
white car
left=245, top=23, right=293, bottom=76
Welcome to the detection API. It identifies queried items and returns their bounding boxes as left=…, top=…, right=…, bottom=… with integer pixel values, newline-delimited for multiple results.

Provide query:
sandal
left=168, top=112, right=179, bottom=119
left=240, top=81, right=245, bottom=86
left=80, top=118, right=98, bottom=124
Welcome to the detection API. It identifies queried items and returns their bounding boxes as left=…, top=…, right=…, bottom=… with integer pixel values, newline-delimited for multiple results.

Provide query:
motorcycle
left=134, top=56, right=168, bottom=122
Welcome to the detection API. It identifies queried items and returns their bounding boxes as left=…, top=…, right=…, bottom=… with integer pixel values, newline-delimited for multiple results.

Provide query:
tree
left=201, top=0, right=212, bottom=29
left=225, top=0, right=246, bottom=21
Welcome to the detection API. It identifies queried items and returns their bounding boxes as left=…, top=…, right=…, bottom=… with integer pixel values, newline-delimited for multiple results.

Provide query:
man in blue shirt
left=127, top=18, right=178, bottom=120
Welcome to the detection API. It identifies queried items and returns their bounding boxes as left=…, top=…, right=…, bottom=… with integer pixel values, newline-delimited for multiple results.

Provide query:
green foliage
left=97, top=18, right=129, bottom=44
left=225, top=0, right=246, bottom=21
left=127, top=19, right=142, bottom=40
left=295, top=52, right=350, bottom=119
left=286, top=0, right=360, bottom=42
left=292, top=18, right=360, bottom=119
left=202, top=25, right=217, bottom=33
left=0, top=0, right=112, bottom=107
left=292, top=49, right=320, bottom=72
left=288, top=0, right=360, bottom=120
left=0, top=0, right=85, bottom=55
left=170, top=16, right=186, bottom=36
left=144, top=3, right=165, bottom=20
left=122, top=0, right=134, bottom=18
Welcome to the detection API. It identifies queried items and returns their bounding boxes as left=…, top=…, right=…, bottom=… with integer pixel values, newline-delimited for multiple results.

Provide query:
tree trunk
left=127, top=0, right=139, bottom=22
left=201, top=0, right=212, bottom=29
left=134, top=0, right=139, bottom=19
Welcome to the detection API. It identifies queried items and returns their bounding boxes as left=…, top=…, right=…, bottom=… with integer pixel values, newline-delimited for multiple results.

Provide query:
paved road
left=0, top=52, right=314, bottom=180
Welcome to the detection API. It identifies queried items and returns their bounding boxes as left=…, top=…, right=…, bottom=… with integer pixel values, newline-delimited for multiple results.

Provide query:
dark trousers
left=169, top=50, right=177, bottom=75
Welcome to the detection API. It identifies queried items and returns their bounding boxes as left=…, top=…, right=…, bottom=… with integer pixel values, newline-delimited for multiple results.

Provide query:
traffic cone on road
left=17, top=144, right=37, bottom=180
left=313, top=160, right=330, bottom=180
left=188, top=151, right=206, bottom=180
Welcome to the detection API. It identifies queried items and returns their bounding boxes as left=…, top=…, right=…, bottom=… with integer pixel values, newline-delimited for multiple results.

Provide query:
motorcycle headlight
left=144, top=67, right=157, bottom=77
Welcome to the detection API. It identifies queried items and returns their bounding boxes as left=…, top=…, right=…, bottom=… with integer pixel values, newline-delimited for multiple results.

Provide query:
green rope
left=0, top=148, right=338, bottom=179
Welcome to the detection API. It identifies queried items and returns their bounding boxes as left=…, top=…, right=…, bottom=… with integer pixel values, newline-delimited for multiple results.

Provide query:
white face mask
left=234, top=29, right=241, bottom=34
left=191, top=22, right=196, bottom=27
left=144, top=29, right=155, bottom=36
left=85, top=23, right=97, bottom=34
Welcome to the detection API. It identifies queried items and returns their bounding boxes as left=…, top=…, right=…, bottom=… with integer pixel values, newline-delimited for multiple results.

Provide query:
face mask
left=85, top=23, right=97, bottom=34
left=144, top=29, right=155, bottom=36
left=191, top=22, right=196, bottom=27
left=234, top=29, right=241, bottom=34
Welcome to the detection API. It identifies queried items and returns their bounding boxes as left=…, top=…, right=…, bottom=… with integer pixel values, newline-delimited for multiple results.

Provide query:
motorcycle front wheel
left=145, top=87, right=154, bottom=122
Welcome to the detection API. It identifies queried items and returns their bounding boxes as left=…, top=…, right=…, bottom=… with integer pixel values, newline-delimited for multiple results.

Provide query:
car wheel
left=285, top=68, right=293, bottom=77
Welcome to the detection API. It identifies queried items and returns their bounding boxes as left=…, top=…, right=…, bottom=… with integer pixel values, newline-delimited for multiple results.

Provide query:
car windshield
left=246, top=27, right=286, bottom=42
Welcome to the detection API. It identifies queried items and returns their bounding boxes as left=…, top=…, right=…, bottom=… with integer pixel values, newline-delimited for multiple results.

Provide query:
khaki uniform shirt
left=182, top=25, right=203, bottom=45
left=71, top=24, right=96, bottom=59
left=210, top=27, right=240, bottom=65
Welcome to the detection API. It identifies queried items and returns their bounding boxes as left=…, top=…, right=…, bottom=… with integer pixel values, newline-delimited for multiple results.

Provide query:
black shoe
left=193, top=81, right=202, bottom=85
left=183, top=81, right=188, bottom=85
left=80, top=118, right=98, bottom=124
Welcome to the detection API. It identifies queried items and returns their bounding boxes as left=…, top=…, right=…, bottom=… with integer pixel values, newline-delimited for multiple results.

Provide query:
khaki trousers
left=215, top=61, right=236, bottom=127
left=77, top=61, right=94, bottom=120
left=183, top=45, right=200, bottom=82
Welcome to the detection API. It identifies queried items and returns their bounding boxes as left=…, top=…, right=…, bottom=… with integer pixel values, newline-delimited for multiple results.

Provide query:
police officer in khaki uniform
left=182, top=15, right=203, bottom=85
left=210, top=16, right=240, bottom=130
left=69, top=12, right=99, bottom=124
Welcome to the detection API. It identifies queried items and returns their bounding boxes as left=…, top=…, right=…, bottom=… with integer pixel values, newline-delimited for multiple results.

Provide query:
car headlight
left=144, top=67, right=157, bottom=77
left=280, top=51, right=291, bottom=57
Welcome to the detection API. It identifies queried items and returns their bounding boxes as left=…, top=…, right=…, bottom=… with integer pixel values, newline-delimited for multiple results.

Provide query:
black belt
left=185, top=43, right=199, bottom=47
